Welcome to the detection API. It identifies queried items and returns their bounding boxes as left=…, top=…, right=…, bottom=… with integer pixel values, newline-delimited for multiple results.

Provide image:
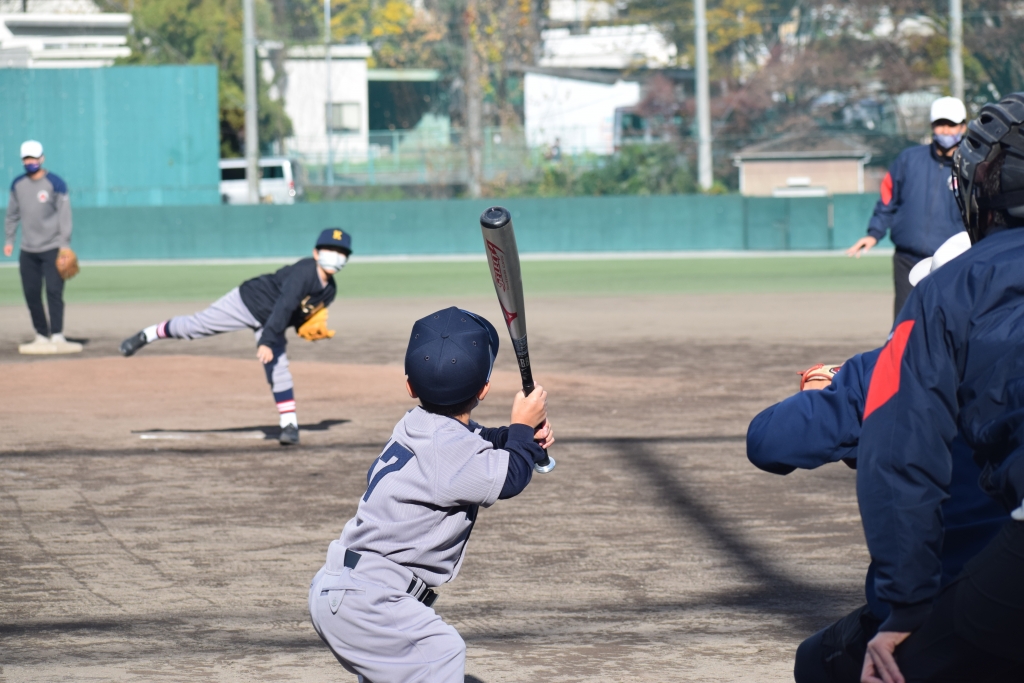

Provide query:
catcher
left=119, top=228, right=351, bottom=445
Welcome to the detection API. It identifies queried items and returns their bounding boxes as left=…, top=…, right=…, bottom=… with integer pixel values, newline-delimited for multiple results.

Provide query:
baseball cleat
left=120, top=331, right=148, bottom=357
left=279, top=424, right=300, bottom=446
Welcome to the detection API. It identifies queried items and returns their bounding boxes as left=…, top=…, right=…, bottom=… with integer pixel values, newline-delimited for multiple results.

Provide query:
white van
left=219, top=157, right=303, bottom=204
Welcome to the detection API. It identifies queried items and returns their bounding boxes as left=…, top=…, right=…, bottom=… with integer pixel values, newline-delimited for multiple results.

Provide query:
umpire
left=3, top=139, right=80, bottom=354
left=846, top=97, right=968, bottom=318
left=855, top=94, right=1024, bottom=683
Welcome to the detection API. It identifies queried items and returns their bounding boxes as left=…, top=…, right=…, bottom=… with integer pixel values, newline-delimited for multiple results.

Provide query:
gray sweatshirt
left=4, top=172, right=73, bottom=253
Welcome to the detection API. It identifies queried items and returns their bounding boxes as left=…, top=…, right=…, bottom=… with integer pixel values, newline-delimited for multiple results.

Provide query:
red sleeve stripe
left=863, top=320, right=915, bottom=420
left=880, top=172, right=893, bottom=205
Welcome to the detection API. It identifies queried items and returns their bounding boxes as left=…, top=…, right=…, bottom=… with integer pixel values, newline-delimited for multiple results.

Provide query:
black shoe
left=120, top=331, right=148, bottom=357
left=279, top=424, right=299, bottom=446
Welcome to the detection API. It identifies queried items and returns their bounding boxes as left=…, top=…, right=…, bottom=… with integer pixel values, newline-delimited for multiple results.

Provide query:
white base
left=19, top=341, right=83, bottom=355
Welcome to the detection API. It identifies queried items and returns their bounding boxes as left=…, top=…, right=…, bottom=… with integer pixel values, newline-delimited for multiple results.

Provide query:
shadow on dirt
left=599, top=436, right=848, bottom=633
left=132, top=418, right=350, bottom=439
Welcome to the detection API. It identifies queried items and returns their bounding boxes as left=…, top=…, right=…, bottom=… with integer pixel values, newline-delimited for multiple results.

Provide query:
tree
left=111, top=0, right=293, bottom=157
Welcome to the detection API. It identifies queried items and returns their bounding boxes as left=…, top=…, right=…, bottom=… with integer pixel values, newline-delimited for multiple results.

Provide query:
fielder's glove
left=56, top=247, right=80, bottom=280
left=797, top=363, right=842, bottom=391
left=297, top=307, right=335, bottom=342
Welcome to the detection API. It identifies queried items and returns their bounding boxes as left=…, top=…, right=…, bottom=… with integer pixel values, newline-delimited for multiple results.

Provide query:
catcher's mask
left=953, top=93, right=1024, bottom=243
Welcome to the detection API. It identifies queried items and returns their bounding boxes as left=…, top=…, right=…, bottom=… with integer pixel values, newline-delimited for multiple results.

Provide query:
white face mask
left=317, top=250, right=348, bottom=273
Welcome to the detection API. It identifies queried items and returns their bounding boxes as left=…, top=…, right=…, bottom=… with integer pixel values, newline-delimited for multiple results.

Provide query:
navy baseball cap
left=405, top=307, right=500, bottom=406
left=316, top=228, right=352, bottom=253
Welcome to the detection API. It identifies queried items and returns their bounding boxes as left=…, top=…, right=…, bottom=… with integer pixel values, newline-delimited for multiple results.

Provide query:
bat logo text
left=485, top=240, right=507, bottom=292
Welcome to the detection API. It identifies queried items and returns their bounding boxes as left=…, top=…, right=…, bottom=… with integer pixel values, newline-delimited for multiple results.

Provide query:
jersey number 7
left=363, top=442, right=414, bottom=501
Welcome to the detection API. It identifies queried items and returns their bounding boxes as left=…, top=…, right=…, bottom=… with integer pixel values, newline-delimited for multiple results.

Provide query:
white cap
left=909, top=231, right=972, bottom=286
left=20, top=140, right=43, bottom=159
left=930, top=96, right=967, bottom=124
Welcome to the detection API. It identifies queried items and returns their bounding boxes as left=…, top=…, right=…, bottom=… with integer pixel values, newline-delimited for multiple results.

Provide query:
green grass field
left=0, top=256, right=892, bottom=305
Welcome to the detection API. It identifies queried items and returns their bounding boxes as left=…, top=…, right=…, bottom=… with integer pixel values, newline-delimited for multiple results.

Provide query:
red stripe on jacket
left=863, top=320, right=915, bottom=420
left=880, top=172, right=894, bottom=205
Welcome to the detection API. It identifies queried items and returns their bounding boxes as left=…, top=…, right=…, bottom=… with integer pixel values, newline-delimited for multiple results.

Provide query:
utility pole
left=949, top=0, right=964, bottom=101
left=694, top=0, right=712, bottom=191
left=243, top=0, right=259, bottom=203
left=324, top=0, right=334, bottom=186
left=465, top=0, right=483, bottom=198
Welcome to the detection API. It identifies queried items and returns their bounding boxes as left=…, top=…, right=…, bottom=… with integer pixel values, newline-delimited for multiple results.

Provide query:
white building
left=266, top=44, right=371, bottom=162
left=539, top=25, right=677, bottom=70
left=524, top=69, right=640, bottom=155
left=0, top=0, right=130, bottom=68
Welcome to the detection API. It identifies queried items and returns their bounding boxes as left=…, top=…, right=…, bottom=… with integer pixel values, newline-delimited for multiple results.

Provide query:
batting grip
left=480, top=207, right=555, bottom=474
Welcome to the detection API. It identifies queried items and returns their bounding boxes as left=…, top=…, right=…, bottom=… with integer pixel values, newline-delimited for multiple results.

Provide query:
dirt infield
left=1, top=291, right=892, bottom=682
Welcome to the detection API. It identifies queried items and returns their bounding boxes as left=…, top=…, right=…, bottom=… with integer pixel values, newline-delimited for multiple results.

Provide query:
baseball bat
left=479, top=206, right=555, bottom=474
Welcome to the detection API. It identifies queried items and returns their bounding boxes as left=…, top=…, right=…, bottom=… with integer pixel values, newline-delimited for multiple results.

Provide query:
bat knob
left=533, top=455, right=556, bottom=474
left=480, top=206, right=511, bottom=229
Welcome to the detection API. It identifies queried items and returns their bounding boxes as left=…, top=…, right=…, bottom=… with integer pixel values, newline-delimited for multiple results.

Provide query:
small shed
left=733, top=134, right=873, bottom=197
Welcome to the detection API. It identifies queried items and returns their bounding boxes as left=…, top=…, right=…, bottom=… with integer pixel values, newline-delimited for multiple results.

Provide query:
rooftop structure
left=0, top=0, right=129, bottom=68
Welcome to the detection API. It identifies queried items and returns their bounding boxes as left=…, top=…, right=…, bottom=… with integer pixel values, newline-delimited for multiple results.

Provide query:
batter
left=308, top=307, right=553, bottom=682
left=118, top=228, right=351, bottom=445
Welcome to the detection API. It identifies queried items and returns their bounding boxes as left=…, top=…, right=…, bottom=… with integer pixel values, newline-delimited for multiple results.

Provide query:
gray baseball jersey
left=5, top=172, right=72, bottom=253
left=339, top=407, right=510, bottom=587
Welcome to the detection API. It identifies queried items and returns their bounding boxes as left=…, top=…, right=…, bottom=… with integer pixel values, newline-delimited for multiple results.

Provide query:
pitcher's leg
left=258, top=332, right=298, bottom=444
left=166, top=288, right=260, bottom=339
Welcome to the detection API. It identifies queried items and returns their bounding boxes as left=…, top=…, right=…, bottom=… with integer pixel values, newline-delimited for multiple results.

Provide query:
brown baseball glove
left=798, top=363, right=843, bottom=391
left=297, top=307, right=335, bottom=342
left=56, top=248, right=80, bottom=280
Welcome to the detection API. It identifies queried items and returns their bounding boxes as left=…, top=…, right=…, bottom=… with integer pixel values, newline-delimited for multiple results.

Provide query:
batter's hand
left=3, top=244, right=12, bottom=257
left=534, top=420, right=555, bottom=449
left=847, top=236, right=878, bottom=258
left=862, top=630, right=910, bottom=683
left=511, top=385, right=547, bottom=429
left=256, top=344, right=274, bottom=364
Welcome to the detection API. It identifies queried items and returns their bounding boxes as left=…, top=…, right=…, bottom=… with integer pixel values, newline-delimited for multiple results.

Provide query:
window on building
left=327, top=102, right=361, bottom=132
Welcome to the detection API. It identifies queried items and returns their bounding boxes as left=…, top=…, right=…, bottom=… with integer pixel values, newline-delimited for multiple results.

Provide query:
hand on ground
left=256, top=345, right=274, bottom=364
left=847, top=236, right=878, bottom=258
left=511, top=385, right=547, bottom=429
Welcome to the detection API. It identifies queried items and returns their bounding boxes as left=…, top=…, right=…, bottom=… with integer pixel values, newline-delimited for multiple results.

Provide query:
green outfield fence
left=0, top=66, right=220, bottom=208
left=6, top=194, right=887, bottom=260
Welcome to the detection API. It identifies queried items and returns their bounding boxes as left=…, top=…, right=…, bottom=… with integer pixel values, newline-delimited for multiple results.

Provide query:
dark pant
left=794, top=604, right=880, bottom=683
left=893, top=251, right=920, bottom=320
left=19, top=248, right=64, bottom=336
left=893, top=519, right=1024, bottom=682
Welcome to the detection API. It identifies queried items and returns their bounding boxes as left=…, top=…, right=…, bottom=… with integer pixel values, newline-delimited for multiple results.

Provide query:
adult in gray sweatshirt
left=4, top=140, right=74, bottom=345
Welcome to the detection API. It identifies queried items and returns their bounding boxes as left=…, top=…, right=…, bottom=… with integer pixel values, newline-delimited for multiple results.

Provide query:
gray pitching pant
left=309, top=541, right=465, bottom=683
left=166, top=287, right=293, bottom=393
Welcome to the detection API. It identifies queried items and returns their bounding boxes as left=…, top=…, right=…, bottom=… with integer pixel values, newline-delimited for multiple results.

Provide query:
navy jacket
left=866, top=144, right=963, bottom=259
left=238, top=257, right=336, bottom=348
left=858, top=228, right=1024, bottom=633
left=747, top=350, right=1006, bottom=621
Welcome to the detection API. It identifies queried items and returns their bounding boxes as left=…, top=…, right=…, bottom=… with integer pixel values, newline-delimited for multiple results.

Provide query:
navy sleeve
left=867, top=155, right=902, bottom=241
left=497, top=423, right=544, bottom=499
left=857, top=284, right=959, bottom=633
left=260, top=262, right=314, bottom=348
left=477, top=426, right=509, bottom=448
left=747, top=350, right=877, bottom=475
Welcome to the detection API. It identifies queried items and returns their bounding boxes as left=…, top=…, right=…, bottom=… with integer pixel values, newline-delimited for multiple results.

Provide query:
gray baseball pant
left=308, top=541, right=465, bottom=683
left=165, top=287, right=293, bottom=393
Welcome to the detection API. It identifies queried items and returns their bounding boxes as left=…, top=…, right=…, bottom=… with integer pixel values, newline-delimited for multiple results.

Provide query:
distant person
left=118, top=229, right=351, bottom=446
left=846, top=96, right=968, bottom=318
left=3, top=139, right=81, bottom=354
